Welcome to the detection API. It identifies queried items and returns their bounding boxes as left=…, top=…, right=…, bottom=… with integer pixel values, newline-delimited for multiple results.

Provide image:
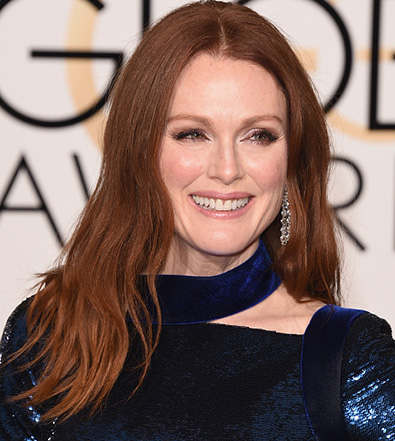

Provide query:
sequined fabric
left=1, top=301, right=394, bottom=440
left=342, top=314, right=395, bottom=440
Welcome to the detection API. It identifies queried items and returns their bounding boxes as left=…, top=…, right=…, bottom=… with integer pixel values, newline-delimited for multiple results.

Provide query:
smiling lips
left=192, top=195, right=250, bottom=212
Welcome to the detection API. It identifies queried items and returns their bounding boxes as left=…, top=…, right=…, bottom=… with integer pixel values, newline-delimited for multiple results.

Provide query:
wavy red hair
left=8, top=0, right=340, bottom=421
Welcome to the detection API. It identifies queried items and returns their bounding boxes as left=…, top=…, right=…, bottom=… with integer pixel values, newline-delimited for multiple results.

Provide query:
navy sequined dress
left=1, top=242, right=394, bottom=440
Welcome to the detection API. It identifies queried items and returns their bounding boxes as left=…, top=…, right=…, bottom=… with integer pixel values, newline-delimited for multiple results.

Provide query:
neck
left=161, top=238, right=259, bottom=276
left=138, top=240, right=281, bottom=324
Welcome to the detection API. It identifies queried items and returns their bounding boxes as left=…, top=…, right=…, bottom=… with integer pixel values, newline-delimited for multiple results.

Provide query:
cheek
left=159, top=148, right=204, bottom=191
left=252, top=152, right=287, bottom=189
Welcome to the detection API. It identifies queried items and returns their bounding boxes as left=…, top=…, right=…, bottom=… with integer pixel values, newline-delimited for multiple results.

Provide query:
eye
left=174, top=128, right=207, bottom=142
left=247, top=129, right=279, bottom=145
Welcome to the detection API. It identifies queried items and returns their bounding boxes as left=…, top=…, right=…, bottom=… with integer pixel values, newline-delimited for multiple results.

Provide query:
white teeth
left=192, top=195, right=250, bottom=211
left=216, top=199, right=224, bottom=211
left=224, top=200, right=232, bottom=210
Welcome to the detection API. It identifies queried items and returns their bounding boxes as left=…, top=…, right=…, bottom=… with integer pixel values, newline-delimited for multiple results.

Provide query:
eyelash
left=174, top=128, right=207, bottom=141
left=172, top=128, right=279, bottom=144
left=247, top=129, right=279, bottom=144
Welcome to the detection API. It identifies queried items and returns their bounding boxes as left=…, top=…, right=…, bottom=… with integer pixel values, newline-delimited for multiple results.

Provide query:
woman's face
left=159, top=53, right=288, bottom=275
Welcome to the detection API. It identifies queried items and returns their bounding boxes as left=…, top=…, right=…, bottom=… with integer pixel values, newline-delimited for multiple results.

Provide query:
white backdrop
left=0, top=0, right=394, bottom=332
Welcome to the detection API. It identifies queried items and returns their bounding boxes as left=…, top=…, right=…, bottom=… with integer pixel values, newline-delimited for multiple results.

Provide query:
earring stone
left=280, top=186, right=291, bottom=246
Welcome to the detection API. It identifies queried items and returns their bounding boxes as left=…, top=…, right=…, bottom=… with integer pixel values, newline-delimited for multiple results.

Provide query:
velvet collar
left=139, top=240, right=281, bottom=325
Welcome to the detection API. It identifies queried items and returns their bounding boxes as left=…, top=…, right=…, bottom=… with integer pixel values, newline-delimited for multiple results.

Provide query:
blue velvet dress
left=0, top=242, right=394, bottom=440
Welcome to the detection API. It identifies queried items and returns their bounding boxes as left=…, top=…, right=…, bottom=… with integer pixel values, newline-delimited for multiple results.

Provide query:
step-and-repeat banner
left=0, top=0, right=394, bottom=331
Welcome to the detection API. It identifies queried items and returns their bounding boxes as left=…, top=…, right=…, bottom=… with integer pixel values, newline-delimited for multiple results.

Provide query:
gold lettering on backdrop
left=327, top=46, right=395, bottom=141
left=66, top=0, right=106, bottom=149
left=64, top=0, right=395, bottom=145
left=295, top=48, right=318, bottom=73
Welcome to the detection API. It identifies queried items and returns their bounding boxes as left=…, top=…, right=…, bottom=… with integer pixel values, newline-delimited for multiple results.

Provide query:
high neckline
left=139, top=240, right=281, bottom=324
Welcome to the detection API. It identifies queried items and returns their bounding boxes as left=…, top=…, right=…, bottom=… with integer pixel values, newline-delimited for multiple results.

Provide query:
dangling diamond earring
left=280, top=186, right=291, bottom=246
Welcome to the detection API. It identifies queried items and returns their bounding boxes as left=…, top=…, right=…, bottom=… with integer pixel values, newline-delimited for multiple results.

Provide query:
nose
left=207, top=140, right=244, bottom=185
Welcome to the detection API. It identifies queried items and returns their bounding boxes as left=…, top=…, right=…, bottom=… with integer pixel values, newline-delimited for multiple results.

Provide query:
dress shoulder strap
left=301, top=305, right=367, bottom=441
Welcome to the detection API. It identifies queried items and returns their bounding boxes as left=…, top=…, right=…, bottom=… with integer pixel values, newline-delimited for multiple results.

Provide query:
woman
left=1, top=1, right=394, bottom=440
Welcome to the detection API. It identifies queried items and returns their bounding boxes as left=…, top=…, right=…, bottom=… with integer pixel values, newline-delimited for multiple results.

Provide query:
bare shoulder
left=212, top=284, right=326, bottom=335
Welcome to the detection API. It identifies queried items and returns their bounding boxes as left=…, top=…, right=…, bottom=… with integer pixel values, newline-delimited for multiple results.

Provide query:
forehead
left=169, top=53, right=287, bottom=123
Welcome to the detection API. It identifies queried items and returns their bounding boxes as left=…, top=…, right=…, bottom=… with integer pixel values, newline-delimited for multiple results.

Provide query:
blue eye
left=174, top=129, right=206, bottom=141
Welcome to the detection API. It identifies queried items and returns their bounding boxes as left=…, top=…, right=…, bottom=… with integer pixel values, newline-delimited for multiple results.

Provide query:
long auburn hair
left=8, top=0, right=340, bottom=421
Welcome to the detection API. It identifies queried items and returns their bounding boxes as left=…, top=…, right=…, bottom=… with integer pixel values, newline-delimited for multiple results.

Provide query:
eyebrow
left=167, top=114, right=285, bottom=127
